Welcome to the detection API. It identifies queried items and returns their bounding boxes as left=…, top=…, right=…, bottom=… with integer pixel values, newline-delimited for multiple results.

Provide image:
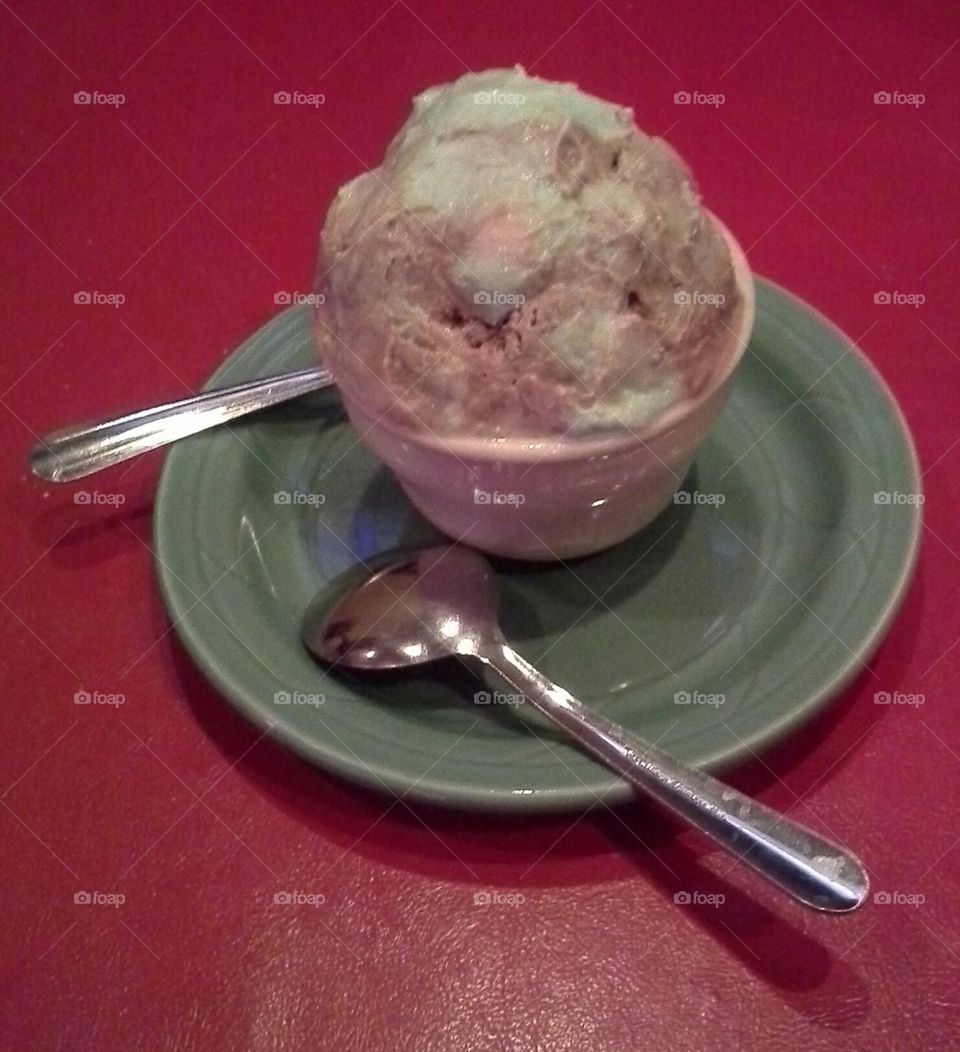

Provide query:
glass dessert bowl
left=315, top=221, right=752, bottom=560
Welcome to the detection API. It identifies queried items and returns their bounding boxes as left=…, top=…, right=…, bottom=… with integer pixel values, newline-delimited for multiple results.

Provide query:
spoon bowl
left=303, top=547, right=500, bottom=670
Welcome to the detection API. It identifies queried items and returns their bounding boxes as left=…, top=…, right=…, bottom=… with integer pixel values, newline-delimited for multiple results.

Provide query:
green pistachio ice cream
left=314, top=67, right=744, bottom=438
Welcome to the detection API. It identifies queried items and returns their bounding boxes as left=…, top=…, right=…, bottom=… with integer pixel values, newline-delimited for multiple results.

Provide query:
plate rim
left=152, top=277, right=922, bottom=811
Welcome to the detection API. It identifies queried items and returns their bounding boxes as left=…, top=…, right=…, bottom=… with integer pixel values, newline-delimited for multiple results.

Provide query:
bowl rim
left=334, top=212, right=756, bottom=462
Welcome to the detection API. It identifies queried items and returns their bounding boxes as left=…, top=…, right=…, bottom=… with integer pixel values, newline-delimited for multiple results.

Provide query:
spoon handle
left=29, top=366, right=334, bottom=483
left=481, top=641, right=868, bottom=913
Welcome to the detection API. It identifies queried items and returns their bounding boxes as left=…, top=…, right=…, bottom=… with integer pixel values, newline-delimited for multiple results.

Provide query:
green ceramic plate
left=153, top=279, right=921, bottom=811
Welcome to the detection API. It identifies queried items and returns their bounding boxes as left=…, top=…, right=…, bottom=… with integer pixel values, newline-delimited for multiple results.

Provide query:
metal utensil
left=29, top=366, right=334, bottom=482
left=303, top=545, right=869, bottom=913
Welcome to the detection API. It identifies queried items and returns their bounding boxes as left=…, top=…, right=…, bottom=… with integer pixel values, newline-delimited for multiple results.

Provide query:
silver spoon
left=29, top=366, right=333, bottom=482
left=303, top=545, right=869, bottom=913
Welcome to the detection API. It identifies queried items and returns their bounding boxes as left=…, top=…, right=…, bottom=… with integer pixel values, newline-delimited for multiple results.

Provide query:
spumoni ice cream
left=314, top=67, right=743, bottom=439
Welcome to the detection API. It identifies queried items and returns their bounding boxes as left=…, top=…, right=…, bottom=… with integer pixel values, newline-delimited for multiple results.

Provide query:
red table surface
left=2, top=1, right=959, bottom=1049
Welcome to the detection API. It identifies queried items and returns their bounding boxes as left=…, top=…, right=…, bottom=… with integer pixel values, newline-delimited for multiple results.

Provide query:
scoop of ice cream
left=314, top=67, right=742, bottom=438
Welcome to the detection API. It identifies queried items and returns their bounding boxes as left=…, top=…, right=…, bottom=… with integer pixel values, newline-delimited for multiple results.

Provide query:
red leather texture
left=2, top=2, right=959, bottom=1048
